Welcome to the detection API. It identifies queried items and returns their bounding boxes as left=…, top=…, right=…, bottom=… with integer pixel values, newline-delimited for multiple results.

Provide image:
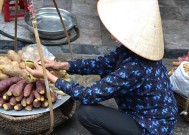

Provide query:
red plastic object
left=2, top=0, right=28, bottom=22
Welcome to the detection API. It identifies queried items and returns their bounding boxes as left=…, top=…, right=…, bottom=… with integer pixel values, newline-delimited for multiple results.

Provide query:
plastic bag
left=170, top=61, right=189, bottom=97
left=20, top=44, right=55, bottom=61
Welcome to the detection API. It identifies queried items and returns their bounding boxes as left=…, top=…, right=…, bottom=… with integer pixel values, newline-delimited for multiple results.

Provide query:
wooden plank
left=0, top=0, right=4, bottom=13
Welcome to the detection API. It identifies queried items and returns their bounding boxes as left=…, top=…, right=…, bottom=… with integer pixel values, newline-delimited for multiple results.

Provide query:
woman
left=27, top=0, right=178, bottom=134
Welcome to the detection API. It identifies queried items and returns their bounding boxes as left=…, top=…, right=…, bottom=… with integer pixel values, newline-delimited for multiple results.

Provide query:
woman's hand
left=44, top=59, right=69, bottom=70
left=26, top=59, right=58, bottom=83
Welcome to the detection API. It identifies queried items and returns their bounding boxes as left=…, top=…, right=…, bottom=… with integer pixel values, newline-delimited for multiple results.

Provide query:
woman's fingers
left=26, top=66, right=35, bottom=74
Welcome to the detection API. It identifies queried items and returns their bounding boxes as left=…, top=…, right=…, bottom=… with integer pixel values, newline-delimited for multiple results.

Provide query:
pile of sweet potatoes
left=0, top=77, right=57, bottom=111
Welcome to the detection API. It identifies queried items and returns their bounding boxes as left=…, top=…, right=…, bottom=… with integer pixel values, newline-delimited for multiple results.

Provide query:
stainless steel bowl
left=25, top=7, right=77, bottom=40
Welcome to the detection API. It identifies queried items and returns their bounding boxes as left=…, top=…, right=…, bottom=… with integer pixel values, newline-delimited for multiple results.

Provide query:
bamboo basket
left=173, top=91, right=189, bottom=121
left=0, top=98, right=76, bottom=135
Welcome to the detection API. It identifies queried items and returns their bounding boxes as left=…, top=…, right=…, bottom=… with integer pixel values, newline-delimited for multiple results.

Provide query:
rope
left=52, top=0, right=74, bottom=59
left=14, top=0, right=19, bottom=52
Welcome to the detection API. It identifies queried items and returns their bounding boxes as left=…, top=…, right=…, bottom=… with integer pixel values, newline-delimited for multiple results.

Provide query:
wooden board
left=0, top=0, right=4, bottom=13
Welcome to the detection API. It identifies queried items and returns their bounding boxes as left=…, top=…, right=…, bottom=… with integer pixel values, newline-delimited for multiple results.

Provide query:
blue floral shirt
left=55, top=45, right=178, bottom=135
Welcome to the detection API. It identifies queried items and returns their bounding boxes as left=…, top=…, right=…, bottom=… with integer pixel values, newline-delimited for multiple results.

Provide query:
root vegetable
left=172, top=61, right=182, bottom=67
left=42, top=99, right=49, bottom=107
left=24, top=83, right=35, bottom=97
left=3, top=93, right=10, bottom=101
left=0, top=77, right=21, bottom=92
left=16, top=92, right=24, bottom=102
left=10, top=97, right=17, bottom=106
left=33, top=99, right=41, bottom=108
left=0, top=97, right=6, bottom=107
left=18, top=50, right=25, bottom=61
left=26, top=91, right=34, bottom=105
left=0, top=56, right=12, bottom=65
left=19, top=62, right=26, bottom=69
left=54, top=90, right=66, bottom=96
left=25, top=104, right=33, bottom=111
left=40, top=95, right=45, bottom=101
left=0, top=70, right=9, bottom=80
left=36, top=80, right=46, bottom=94
left=51, top=70, right=67, bottom=78
left=12, top=80, right=27, bottom=97
left=50, top=91, right=57, bottom=103
left=3, top=103, right=13, bottom=110
left=7, top=50, right=21, bottom=63
left=7, top=84, right=17, bottom=96
left=0, top=91, right=6, bottom=97
left=0, top=63, right=29, bottom=82
left=21, top=98, right=27, bottom=107
left=33, top=90, right=41, bottom=101
left=14, top=103, right=23, bottom=111
left=62, top=74, right=72, bottom=82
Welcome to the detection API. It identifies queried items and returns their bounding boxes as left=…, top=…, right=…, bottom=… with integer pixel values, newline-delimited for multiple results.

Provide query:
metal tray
left=0, top=95, right=70, bottom=116
left=25, top=7, right=77, bottom=40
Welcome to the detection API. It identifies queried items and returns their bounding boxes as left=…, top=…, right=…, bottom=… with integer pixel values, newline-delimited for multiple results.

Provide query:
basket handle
left=0, top=112, right=43, bottom=122
left=68, top=100, right=77, bottom=118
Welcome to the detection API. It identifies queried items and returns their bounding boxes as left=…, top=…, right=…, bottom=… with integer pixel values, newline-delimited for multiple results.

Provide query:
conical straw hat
left=97, top=0, right=164, bottom=61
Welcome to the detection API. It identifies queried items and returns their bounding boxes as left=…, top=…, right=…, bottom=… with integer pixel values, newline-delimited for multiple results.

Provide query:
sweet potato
left=26, top=91, right=34, bottom=105
left=33, top=99, right=41, bottom=108
left=33, top=90, right=41, bottom=101
left=0, top=70, right=9, bottom=80
left=0, top=77, right=21, bottom=92
left=16, top=92, right=24, bottom=102
left=14, top=103, right=23, bottom=111
left=21, top=98, right=27, bottom=107
left=42, top=99, right=49, bottom=107
left=7, top=84, right=17, bottom=96
left=40, top=95, right=45, bottom=101
left=24, top=83, right=35, bottom=97
left=3, top=92, right=10, bottom=101
left=3, top=103, right=13, bottom=110
left=10, top=97, right=17, bottom=106
left=25, top=104, right=33, bottom=111
left=0, top=56, right=11, bottom=65
left=0, top=63, right=29, bottom=82
left=62, top=73, right=72, bottom=82
left=18, top=50, right=25, bottom=61
left=0, top=97, right=6, bottom=107
left=7, top=50, right=21, bottom=63
left=0, top=91, right=6, bottom=97
left=36, top=80, right=46, bottom=94
left=12, top=80, right=27, bottom=97
left=50, top=91, right=57, bottom=103
left=19, top=62, right=26, bottom=69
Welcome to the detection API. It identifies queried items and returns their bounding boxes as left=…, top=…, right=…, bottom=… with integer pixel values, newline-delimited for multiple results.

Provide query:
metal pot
left=25, top=7, right=77, bottom=40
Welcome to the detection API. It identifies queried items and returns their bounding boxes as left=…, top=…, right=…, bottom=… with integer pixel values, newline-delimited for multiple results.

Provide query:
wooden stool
left=2, top=0, right=28, bottom=22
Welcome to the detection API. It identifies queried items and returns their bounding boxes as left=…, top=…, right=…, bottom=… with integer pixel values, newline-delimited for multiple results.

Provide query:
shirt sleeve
left=67, top=46, right=122, bottom=77
left=55, top=62, right=144, bottom=104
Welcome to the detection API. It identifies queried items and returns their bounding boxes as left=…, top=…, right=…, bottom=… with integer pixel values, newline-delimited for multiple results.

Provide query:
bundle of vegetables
left=0, top=50, right=32, bottom=82
left=169, top=52, right=189, bottom=76
left=0, top=77, right=58, bottom=111
left=0, top=49, right=71, bottom=82
left=183, top=63, right=189, bottom=76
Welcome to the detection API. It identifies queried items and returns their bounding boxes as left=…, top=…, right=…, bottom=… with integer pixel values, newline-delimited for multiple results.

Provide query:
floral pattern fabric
left=55, top=45, right=178, bottom=135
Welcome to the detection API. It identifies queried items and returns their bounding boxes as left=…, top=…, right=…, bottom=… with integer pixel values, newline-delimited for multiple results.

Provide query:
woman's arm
left=67, top=46, right=123, bottom=77
left=55, top=62, right=144, bottom=104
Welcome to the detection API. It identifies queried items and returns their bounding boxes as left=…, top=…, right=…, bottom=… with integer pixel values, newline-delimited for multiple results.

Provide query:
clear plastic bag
left=19, top=44, right=55, bottom=61
left=170, top=61, right=189, bottom=97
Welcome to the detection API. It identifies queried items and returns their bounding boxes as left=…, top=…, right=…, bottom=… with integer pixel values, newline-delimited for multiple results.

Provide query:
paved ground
left=0, top=0, right=189, bottom=134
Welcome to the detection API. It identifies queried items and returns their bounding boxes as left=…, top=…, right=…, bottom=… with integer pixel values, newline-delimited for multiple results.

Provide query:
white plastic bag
left=170, top=61, right=189, bottom=97
left=20, top=44, right=55, bottom=61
